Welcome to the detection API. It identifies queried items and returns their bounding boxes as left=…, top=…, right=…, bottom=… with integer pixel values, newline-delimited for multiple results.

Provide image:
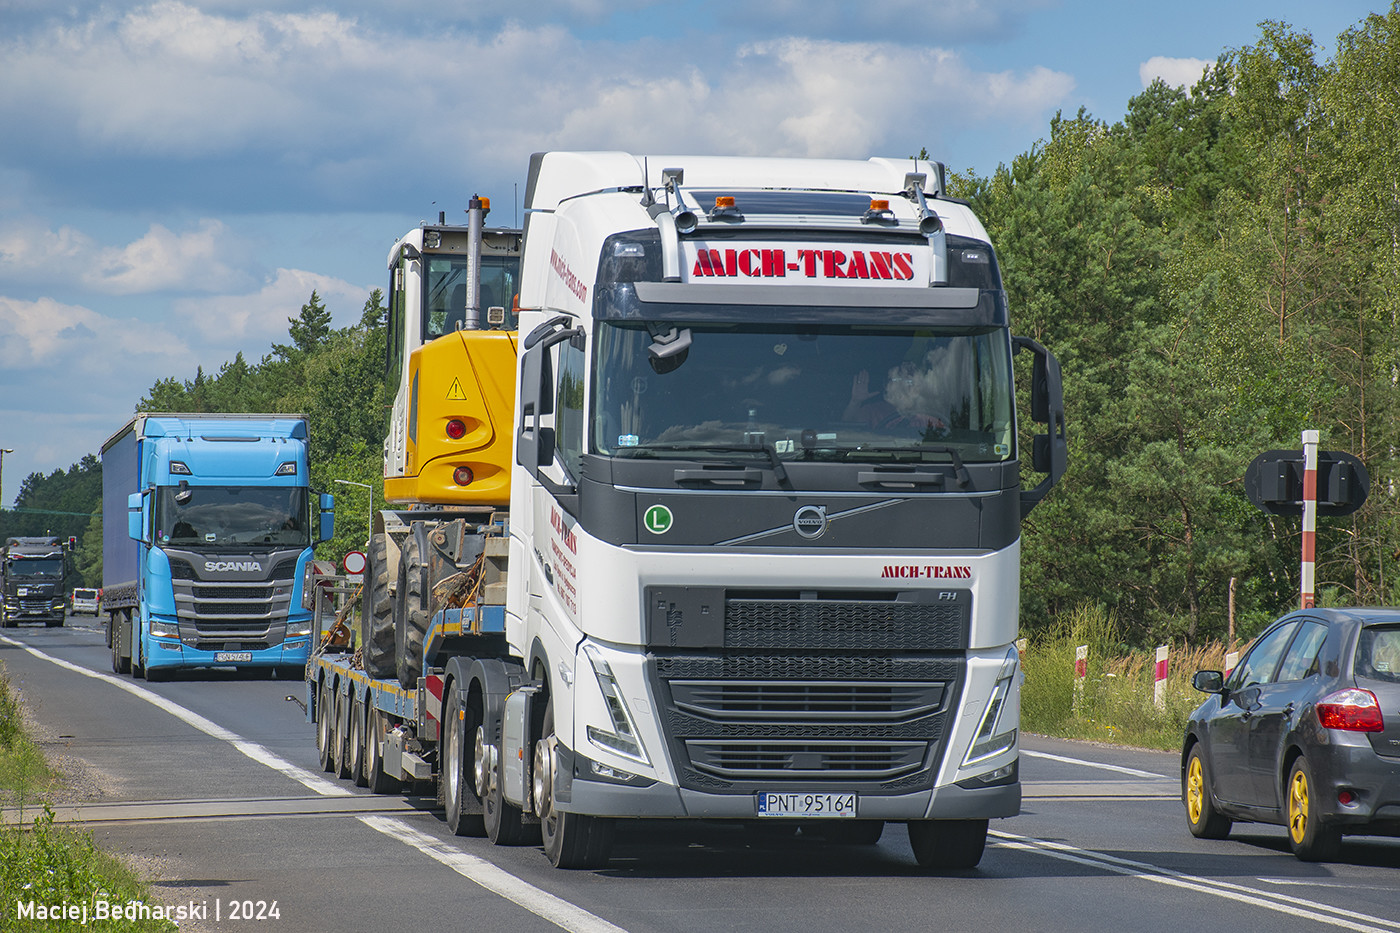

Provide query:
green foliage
left=2, top=674, right=174, bottom=932
left=954, top=5, right=1400, bottom=645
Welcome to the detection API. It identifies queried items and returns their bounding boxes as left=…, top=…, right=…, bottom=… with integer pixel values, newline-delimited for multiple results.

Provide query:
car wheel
left=1287, top=756, right=1341, bottom=861
left=1184, top=743, right=1231, bottom=839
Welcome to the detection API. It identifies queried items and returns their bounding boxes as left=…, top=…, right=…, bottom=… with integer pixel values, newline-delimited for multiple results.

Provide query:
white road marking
left=993, top=830, right=1400, bottom=933
left=0, top=634, right=348, bottom=797
left=1, top=633, right=629, bottom=933
left=1023, top=748, right=1166, bottom=778
left=362, top=816, right=627, bottom=933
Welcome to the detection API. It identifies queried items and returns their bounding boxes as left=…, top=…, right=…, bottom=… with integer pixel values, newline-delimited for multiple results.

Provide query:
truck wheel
left=361, top=533, right=396, bottom=679
left=349, top=692, right=368, bottom=788
left=1287, top=756, right=1342, bottom=861
left=317, top=680, right=335, bottom=773
left=907, top=819, right=988, bottom=871
left=395, top=526, right=432, bottom=688
left=131, top=637, right=146, bottom=679
left=537, top=698, right=615, bottom=868
left=442, top=690, right=486, bottom=836
left=365, top=707, right=401, bottom=794
left=334, top=688, right=353, bottom=780
left=479, top=720, right=529, bottom=845
left=111, top=621, right=130, bottom=674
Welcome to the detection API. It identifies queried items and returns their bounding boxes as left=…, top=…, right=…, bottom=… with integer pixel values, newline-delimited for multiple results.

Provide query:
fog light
left=446, top=419, right=466, bottom=440
left=453, top=466, right=474, bottom=486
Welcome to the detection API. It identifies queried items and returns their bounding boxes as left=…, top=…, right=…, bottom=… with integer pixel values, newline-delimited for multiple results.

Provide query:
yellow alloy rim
left=1187, top=756, right=1205, bottom=824
left=1288, top=768, right=1310, bottom=844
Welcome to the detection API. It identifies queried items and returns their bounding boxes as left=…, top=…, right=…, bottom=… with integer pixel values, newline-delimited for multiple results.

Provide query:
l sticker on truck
left=644, top=505, right=673, bottom=534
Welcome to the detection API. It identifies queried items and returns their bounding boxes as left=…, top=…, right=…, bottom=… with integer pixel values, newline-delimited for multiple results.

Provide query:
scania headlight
left=582, top=644, right=649, bottom=764
left=286, top=619, right=312, bottom=637
left=962, top=646, right=1019, bottom=766
left=149, top=619, right=180, bottom=638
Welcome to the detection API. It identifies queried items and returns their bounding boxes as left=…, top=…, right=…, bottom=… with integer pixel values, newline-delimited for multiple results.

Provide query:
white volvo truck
left=308, top=152, right=1066, bottom=871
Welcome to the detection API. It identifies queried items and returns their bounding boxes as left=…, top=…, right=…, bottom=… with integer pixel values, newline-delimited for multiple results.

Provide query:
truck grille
left=166, top=554, right=300, bottom=650
left=647, top=587, right=967, bottom=794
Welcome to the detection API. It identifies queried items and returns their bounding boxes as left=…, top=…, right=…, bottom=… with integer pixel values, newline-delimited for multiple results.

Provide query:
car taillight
left=446, top=419, right=467, bottom=440
left=1315, top=688, right=1384, bottom=732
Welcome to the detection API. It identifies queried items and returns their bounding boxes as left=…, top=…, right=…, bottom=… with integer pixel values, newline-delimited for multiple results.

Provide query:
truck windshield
left=6, top=558, right=63, bottom=578
left=156, top=486, right=310, bottom=547
left=592, top=322, right=1015, bottom=463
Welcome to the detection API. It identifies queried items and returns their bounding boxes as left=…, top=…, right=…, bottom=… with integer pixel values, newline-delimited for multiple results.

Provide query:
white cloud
left=1140, top=56, right=1212, bottom=89
left=170, top=267, right=368, bottom=351
left=86, top=220, right=243, bottom=294
left=0, top=295, right=192, bottom=369
left=0, top=5, right=1075, bottom=194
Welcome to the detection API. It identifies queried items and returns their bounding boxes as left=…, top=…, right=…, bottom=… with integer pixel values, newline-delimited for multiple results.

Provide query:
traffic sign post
left=1244, top=431, right=1368, bottom=610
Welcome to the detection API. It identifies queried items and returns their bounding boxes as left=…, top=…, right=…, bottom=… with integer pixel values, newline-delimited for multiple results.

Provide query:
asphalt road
left=2, top=614, right=1397, bottom=933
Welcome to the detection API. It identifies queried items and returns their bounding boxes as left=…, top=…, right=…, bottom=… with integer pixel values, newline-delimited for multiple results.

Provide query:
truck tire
left=907, top=819, right=988, bottom=870
left=110, top=616, right=130, bottom=674
left=809, top=821, right=885, bottom=846
left=334, top=688, right=353, bottom=780
left=442, top=690, right=486, bottom=836
left=317, top=679, right=335, bottom=773
left=395, top=526, right=432, bottom=688
left=361, top=533, right=396, bottom=680
left=131, top=636, right=146, bottom=679
left=364, top=707, right=401, bottom=794
left=349, top=692, right=368, bottom=788
left=479, top=717, right=530, bottom=846
left=537, top=698, right=615, bottom=868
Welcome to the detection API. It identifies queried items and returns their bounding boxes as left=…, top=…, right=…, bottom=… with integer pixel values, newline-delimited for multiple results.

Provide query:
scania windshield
left=591, top=322, right=1015, bottom=463
left=156, top=486, right=309, bottom=547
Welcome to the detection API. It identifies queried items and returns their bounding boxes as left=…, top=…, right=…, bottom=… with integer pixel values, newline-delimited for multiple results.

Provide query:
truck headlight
left=149, top=619, right=180, bottom=638
left=582, top=645, right=649, bottom=764
left=286, top=619, right=312, bottom=637
left=962, top=647, right=1019, bottom=766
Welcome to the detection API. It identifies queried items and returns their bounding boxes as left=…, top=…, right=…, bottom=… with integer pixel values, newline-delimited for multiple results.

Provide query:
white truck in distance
left=307, top=152, right=1066, bottom=871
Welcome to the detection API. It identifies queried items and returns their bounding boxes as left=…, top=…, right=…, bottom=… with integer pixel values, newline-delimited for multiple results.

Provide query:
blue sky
left=0, top=0, right=1384, bottom=505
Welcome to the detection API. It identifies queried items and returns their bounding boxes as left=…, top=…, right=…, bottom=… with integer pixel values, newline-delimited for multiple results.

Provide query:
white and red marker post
left=1153, top=645, right=1169, bottom=710
left=1073, top=644, right=1088, bottom=715
left=1300, top=429, right=1319, bottom=610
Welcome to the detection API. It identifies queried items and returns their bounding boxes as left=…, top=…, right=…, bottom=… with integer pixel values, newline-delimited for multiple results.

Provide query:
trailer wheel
left=110, top=615, right=130, bottom=674
left=364, top=707, right=401, bottom=794
left=349, top=692, right=368, bottom=788
left=334, top=688, right=353, bottom=780
left=395, top=526, right=432, bottom=688
left=317, top=680, right=335, bottom=773
left=479, top=719, right=529, bottom=846
left=907, top=819, right=988, bottom=871
left=442, top=690, right=486, bottom=836
left=537, top=698, right=615, bottom=869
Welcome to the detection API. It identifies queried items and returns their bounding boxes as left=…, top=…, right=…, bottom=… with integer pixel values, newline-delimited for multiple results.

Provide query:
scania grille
left=166, top=554, right=298, bottom=647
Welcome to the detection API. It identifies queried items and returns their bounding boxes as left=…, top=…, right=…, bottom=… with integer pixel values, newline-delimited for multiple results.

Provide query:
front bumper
left=552, top=744, right=1020, bottom=821
left=143, top=634, right=311, bottom=670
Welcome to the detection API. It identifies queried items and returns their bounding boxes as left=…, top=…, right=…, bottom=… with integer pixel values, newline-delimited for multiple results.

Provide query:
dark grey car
left=1181, top=608, right=1400, bottom=860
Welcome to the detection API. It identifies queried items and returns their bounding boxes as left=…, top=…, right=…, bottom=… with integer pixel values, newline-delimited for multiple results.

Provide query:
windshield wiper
left=621, top=442, right=788, bottom=483
left=821, top=444, right=971, bottom=487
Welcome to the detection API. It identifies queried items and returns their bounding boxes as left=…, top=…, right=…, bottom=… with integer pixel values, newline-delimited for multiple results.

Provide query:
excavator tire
left=395, top=524, right=433, bottom=688
left=361, top=532, right=396, bottom=679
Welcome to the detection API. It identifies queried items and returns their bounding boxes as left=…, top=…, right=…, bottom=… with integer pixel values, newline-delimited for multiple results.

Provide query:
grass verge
left=1021, top=603, right=1234, bottom=752
left=1, top=667, right=176, bottom=932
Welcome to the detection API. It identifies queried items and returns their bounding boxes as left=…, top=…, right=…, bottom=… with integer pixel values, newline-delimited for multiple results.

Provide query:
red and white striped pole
left=1153, top=645, right=1169, bottom=710
left=1300, top=429, right=1318, bottom=609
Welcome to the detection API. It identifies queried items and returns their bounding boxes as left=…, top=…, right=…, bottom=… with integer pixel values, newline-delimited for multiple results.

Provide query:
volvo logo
left=792, top=505, right=828, bottom=539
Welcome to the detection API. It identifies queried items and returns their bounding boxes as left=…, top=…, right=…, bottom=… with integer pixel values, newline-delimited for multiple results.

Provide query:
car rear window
left=1356, top=625, right=1400, bottom=683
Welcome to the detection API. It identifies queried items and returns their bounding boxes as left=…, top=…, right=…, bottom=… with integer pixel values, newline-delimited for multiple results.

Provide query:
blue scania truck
left=101, top=412, right=334, bottom=680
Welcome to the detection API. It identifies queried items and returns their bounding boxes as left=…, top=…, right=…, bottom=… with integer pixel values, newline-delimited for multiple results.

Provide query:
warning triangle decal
left=446, top=378, right=468, bottom=401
